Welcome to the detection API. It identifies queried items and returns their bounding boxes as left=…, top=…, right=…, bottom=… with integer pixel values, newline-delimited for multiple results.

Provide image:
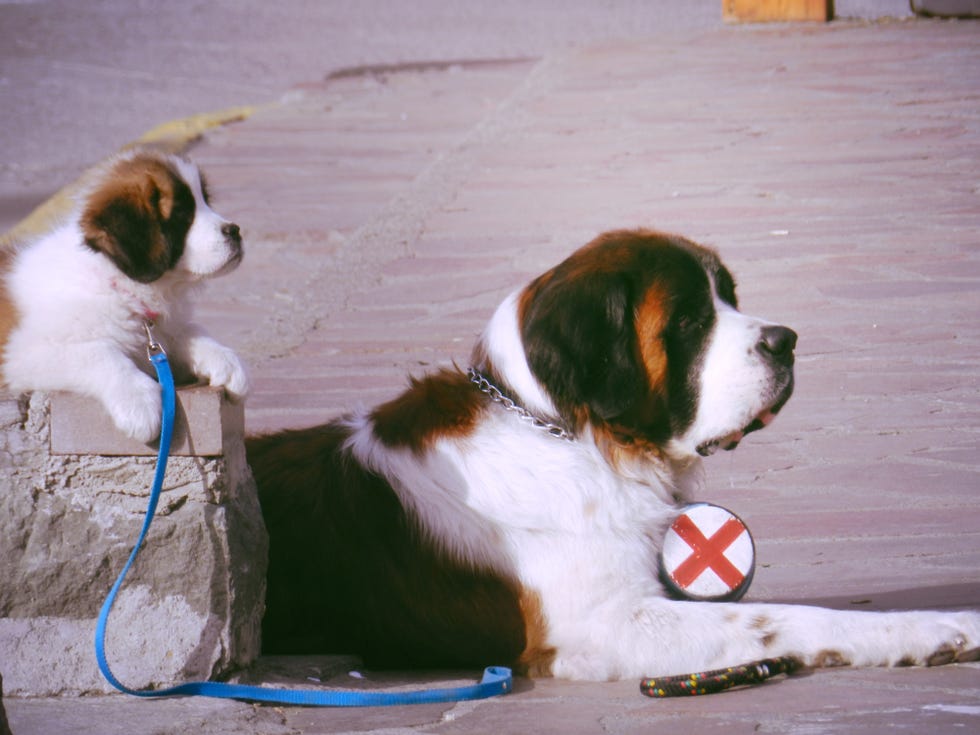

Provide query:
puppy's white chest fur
left=2, top=150, right=248, bottom=442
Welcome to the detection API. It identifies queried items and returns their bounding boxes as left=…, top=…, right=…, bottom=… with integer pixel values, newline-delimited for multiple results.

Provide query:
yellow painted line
left=129, top=105, right=257, bottom=152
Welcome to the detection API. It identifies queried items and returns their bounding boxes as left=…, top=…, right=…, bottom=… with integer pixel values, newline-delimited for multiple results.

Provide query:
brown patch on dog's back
left=371, top=368, right=485, bottom=453
left=249, top=420, right=528, bottom=669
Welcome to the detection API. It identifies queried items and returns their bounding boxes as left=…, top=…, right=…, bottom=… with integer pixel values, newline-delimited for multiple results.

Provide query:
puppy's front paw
left=105, top=379, right=163, bottom=443
left=193, top=341, right=250, bottom=401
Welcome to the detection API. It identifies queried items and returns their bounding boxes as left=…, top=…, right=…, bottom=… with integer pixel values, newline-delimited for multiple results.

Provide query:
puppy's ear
left=81, top=157, right=183, bottom=284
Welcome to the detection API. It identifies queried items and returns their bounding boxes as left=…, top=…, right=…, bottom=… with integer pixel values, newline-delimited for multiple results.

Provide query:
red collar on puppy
left=110, top=277, right=161, bottom=322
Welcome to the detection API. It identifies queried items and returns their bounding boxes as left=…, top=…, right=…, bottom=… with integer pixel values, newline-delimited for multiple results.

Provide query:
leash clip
left=143, top=320, right=166, bottom=362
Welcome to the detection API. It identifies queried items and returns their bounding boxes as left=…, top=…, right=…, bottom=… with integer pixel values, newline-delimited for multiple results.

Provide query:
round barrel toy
left=658, top=502, right=755, bottom=602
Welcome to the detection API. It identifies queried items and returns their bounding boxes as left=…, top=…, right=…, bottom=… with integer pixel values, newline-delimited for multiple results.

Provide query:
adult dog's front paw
left=919, top=612, right=980, bottom=667
left=876, top=611, right=980, bottom=668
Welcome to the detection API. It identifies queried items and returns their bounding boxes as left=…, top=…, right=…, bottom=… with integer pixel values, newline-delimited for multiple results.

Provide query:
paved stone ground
left=6, top=17, right=980, bottom=735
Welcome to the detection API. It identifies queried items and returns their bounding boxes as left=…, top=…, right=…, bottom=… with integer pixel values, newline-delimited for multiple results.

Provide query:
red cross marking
left=669, top=514, right=746, bottom=590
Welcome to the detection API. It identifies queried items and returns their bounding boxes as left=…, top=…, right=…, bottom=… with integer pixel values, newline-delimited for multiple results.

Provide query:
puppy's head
left=515, top=229, right=796, bottom=460
left=80, top=151, right=242, bottom=284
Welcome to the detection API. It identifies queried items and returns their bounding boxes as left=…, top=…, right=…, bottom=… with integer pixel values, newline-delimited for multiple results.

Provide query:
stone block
left=49, top=384, right=241, bottom=457
left=0, top=388, right=268, bottom=696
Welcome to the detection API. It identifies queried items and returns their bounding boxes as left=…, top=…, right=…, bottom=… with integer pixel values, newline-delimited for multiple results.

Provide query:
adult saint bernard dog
left=2, top=149, right=248, bottom=442
left=248, top=229, right=979, bottom=680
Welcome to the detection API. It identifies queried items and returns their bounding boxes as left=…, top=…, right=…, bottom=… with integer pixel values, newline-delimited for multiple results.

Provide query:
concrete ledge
left=49, top=385, right=242, bottom=457
left=0, top=388, right=268, bottom=696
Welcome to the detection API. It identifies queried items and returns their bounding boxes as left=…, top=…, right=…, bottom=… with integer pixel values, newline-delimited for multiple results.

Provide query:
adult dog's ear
left=81, top=156, right=188, bottom=283
left=522, top=269, right=642, bottom=426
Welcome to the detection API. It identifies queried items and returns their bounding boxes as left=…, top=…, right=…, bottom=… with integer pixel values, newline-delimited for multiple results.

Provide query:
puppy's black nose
left=757, top=325, right=797, bottom=361
left=222, top=222, right=242, bottom=246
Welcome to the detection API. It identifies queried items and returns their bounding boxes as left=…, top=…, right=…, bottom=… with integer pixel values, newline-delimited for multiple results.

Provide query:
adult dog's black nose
left=757, top=325, right=797, bottom=362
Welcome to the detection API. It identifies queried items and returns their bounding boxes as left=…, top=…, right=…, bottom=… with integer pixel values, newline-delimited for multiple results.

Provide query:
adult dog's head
left=79, top=150, right=243, bottom=284
left=476, top=229, right=796, bottom=462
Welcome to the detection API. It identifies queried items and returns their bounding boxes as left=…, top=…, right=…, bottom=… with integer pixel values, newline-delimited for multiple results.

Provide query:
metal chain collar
left=467, top=367, right=573, bottom=441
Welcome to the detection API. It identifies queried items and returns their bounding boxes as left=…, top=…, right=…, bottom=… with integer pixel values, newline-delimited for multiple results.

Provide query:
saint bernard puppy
left=2, top=149, right=248, bottom=442
left=248, top=229, right=979, bottom=680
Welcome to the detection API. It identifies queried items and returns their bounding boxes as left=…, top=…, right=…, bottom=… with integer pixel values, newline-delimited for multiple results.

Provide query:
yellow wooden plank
left=723, top=0, right=832, bottom=22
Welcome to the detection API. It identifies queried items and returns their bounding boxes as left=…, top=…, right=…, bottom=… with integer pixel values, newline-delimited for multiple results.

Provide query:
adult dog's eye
left=675, top=314, right=710, bottom=335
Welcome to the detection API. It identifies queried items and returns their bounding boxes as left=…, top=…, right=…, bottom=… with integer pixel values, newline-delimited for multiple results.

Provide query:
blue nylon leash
left=94, top=333, right=512, bottom=706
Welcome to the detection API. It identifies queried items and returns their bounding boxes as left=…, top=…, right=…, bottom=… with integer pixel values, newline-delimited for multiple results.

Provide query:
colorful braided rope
left=640, top=656, right=801, bottom=697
